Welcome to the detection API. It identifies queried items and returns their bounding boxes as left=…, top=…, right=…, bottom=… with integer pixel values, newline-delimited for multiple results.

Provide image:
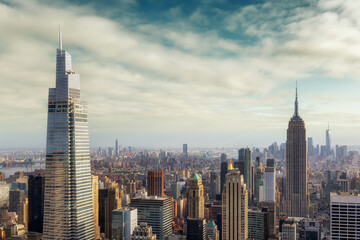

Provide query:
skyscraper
left=43, top=27, right=94, bottom=239
left=220, top=161, right=228, bottom=194
left=222, top=163, right=248, bottom=240
left=9, top=189, right=24, bottom=213
left=130, top=196, right=172, bottom=240
left=188, top=174, right=204, bottom=219
left=284, top=85, right=309, bottom=217
left=264, top=159, right=276, bottom=202
left=183, top=144, right=188, bottom=157
left=105, top=183, right=122, bottom=239
left=238, top=148, right=252, bottom=202
left=91, top=175, right=101, bottom=239
left=326, top=124, right=331, bottom=156
left=28, top=175, right=44, bottom=233
left=112, top=207, right=138, bottom=240
left=147, top=171, right=164, bottom=197
left=115, top=139, right=119, bottom=157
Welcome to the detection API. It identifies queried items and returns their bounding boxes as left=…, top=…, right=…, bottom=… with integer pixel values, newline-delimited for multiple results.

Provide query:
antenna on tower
left=59, top=25, right=62, bottom=50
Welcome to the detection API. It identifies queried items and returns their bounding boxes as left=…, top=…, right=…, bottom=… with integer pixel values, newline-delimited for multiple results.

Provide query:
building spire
left=59, top=25, right=62, bottom=50
left=294, top=81, right=299, bottom=118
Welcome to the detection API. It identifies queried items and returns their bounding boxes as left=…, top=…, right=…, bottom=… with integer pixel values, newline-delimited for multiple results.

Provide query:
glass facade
left=43, top=36, right=94, bottom=239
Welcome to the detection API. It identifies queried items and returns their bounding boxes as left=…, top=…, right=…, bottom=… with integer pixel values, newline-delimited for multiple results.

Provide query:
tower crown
left=291, top=81, right=303, bottom=121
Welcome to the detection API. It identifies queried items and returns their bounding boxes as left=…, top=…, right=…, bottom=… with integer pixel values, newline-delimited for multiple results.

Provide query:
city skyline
left=2, top=0, right=360, bottom=148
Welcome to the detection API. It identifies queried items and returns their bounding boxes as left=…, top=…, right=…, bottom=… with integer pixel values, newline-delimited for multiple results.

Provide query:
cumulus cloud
left=1, top=0, right=360, bottom=148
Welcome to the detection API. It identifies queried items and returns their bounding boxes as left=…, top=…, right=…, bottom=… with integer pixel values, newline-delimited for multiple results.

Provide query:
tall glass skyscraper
left=43, top=27, right=94, bottom=239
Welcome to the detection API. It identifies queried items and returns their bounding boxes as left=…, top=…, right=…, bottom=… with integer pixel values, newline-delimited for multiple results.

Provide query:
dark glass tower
left=284, top=85, right=309, bottom=217
left=28, top=175, right=45, bottom=233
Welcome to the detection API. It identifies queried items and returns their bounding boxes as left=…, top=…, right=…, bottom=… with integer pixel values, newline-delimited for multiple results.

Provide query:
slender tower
left=43, top=27, right=95, bottom=239
left=284, top=84, right=309, bottom=217
left=326, top=123, right=331, bottom=156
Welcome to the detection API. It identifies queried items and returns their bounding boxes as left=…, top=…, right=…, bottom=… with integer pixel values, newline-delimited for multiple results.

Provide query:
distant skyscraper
left=239, top=148, right=253, bottom=202
left=17, top=198, right=28, bottom=230
left=307, top=137, right=314, bottom=157
left=115, top=139, right=119, bottom=157
left=188, top=174, right=204, bottom=219
left=43, top=27, right=94, bottom=239
left=170, top=182, right=181, bottom=200
left=326, top=124, right=331, bottom=156
left=183, top=144, right=188, bottom=157
left=222, top=163, right=248, bottom=240
left=147, top=171, right=164, bottom=197
left=284, top=86, right=309, bottom=217
left=220, top=161, right=228, bottom=194
left=264, top=159, right=276, bottom=202
left=28, top=175, right=44, bottom=233
left=130, top=196, right=172, bottom=240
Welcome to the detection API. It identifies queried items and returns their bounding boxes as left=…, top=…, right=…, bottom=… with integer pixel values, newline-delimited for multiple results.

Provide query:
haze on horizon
left=1, top=0, right=360, bottom=149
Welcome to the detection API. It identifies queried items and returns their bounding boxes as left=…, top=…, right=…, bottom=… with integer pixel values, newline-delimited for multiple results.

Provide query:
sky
left=1, top=0, right=360, bottom=149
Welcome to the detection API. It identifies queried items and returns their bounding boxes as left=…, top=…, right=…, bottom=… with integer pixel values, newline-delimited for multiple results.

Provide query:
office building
left=28, top=175, right=44, bottom=233
left=238, top=148, right=252, bottom=201
left=264, top=159, right=276, bottom=202
left=147, top=171, right=164, bottom=197
left=281, top=221, right=296, bottom=240
left=284, top=86, right=309, bottom=217
left=248, top=209, right=269, bottom=240
left=91, top=175, right=101, bottom=239
left=187, top=218, right=206, bottom=240
left=220, top=161, right=228, bottom=194
left=17, top=198, right=28, bottom=230
left=222, top=163, right=248, bottom=240
left=188, top=174, right=204, bottom=219
left=0, top=182, right=9, bottom=207
left=115, top=139, right=119, bottom=157
left=209, top=172, right=217, bottom=200
left=105, top=183, right=122, bottom=239
left=259, top=201, right=276, bottom=236
left=305, top=220, right=320, bottom=240
left=43, top=27, right=94, bottom=239
left=206, top=220, right=219, bottom=240
left=131, top=223, right=156, bottom=240
left=130, top=196, right=172, bottom=240
left=112, top=207, right=138, bottom=240
left=330, top=192, right=360, bottom=239
left=307, top=137, right=314, bottom=157
left=99, top=188, right=108, bottom=233
left=9, top=189, right=24, bottom=213
left=170, top=182, right=181, bottom=200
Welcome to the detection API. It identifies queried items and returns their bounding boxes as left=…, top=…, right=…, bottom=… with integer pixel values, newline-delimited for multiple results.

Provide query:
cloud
left=1, top=0, right=360, bottom=148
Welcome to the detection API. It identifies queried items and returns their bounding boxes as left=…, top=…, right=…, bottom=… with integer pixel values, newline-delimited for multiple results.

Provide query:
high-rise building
left=112, top=207, right=138, bottom=240
left=99, top=188, right=109, bottom=233
left=248, top=209, right=269, bottom=240
left=43, top=27, right=94, bottom=239
left=115, top=139, right=119, bottom=157
left=105, top=183, right=122, bottom=239
left=220, top=161, right=228, bottom=194
left=131, top=223, right=156, bottom=240
left=187, top=218, right=206, bottom=240
left=183, top=144, right=188, bottom=157
left=330, top=192, right=360, bottom=239
left=259, top=202, right=276, bottom=237
left=28, top=175, right=44, bottom=233
left=238, top=148, right=252, bottom=202
left=326, top=124, right=331, bottom=156
left=9, top=189, right=24, bottom=213
left=264, top=159, right=276, bottom=202
left=206, top=220, right=219, bottom=240
left=284, top=86, right=309, bottom=217
left=130, top=196, right=172, bottom=240
left=305, top=220, right=320, bottom=240
left=307, top=137, right=314, bottom=157
left=170, top=182, right=181, bottom=200
left=281, top=221, right=296, bottom=240
left=147, top=171, right=164, bottom=197
left=91, top=175, right=101, bottom=239
left=17, top=198, right=28, bottom=230
left=209, top=171, right=218, bottom=200
left=222, top=163, right=248, bottom=240
left=188, top=174, right=204, bottom=219
left=0, top=182, right=9, bottom=207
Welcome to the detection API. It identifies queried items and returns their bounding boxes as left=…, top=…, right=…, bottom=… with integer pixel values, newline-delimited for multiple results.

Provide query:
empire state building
left=284, top=86, right=309, bottom=217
